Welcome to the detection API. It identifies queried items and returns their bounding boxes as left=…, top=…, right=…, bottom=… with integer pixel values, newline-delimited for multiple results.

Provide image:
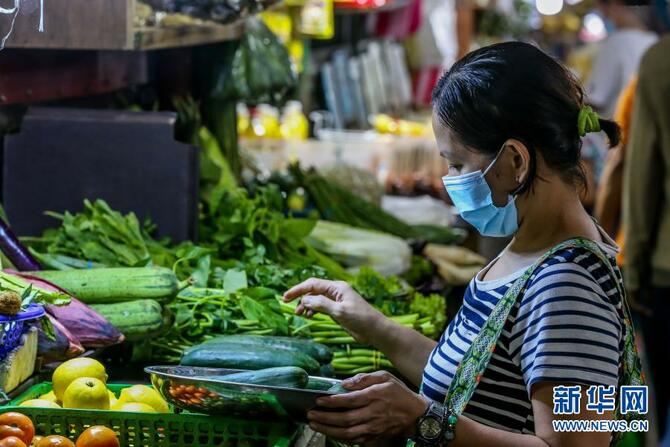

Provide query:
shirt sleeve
left=623, top=59, right=661, bottom=290
left=509, top=259, right=622, bottom=398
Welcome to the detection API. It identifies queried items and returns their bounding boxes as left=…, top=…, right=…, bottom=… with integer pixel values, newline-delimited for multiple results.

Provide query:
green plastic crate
left=2, top=382, right=298, bottom=447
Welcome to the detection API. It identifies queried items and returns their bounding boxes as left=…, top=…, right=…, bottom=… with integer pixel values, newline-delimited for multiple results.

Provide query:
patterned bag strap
left=443, top=237, right=643, bottom=426
left=565, top=240, right=645, bottom=439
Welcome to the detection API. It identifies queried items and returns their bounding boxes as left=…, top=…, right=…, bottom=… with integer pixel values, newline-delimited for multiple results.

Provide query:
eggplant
left=0, top=218, right=41, bottom=271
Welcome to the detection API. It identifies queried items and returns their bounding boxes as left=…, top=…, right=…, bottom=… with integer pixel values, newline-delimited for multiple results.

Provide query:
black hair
left=432, top=41, right=621, bottom=192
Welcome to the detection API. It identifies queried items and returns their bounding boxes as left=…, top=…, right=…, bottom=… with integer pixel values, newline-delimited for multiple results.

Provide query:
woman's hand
left=307, top=371, right=430, bottom=444
left=283, top=278, right=385, bottom=345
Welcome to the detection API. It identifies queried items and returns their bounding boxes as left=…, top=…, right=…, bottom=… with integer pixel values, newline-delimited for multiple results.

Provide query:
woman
left=284, top=42, right=642, bottom=446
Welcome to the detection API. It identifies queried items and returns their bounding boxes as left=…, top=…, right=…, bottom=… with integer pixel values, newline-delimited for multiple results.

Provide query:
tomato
left=34, top=436, right=74, bottom=447
left=0, top=437, right=27, bottom=447
left=75, top=427, right=119, bottom=447
left=0, top=413, right=34, bottom=445
left=0, top=427, right=24, bottom=440
left=29, top=437, right=43, bottom=447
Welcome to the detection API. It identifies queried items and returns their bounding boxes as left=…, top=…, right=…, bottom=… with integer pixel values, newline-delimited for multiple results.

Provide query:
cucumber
left=306, top=377, right=337, bottom=391
left=203, top=335, right=333, bottom=364
left=181, top=343, right=320, bottom=374
left=319, top=363, right=334, bottom=378
left=209, top=366, right=309, bottom=389
left=90, top=299, right=171, bottom=342
left=30, top=267, right=182, bottom=304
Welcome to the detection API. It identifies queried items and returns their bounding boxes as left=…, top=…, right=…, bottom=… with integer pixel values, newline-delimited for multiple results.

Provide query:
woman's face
left=433, top=113, right=525, bottom=207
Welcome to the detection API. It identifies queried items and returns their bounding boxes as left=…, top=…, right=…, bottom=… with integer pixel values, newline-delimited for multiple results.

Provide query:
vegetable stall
left=0, top=2, right=483, bottom=446
left=0, top=162, right=479, bottom=445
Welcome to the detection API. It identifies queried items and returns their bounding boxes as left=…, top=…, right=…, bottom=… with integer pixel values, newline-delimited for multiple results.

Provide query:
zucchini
left=90, top=299, right=172, bottom=342
left=181, top=343, right=320, bottom=374
left=203, top=335, right=333, bottom=364
left=30, top=267, right=182, bottom=304
left=209, top=366, right=309, bottom=389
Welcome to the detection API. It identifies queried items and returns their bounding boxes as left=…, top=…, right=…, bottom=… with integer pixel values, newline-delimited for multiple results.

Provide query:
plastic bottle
left=280, top=101, right=309, bottom=140
left=253, top=104, right=281, bottom=139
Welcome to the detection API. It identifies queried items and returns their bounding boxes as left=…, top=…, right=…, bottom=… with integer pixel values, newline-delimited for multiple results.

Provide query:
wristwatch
left=415, top=402, right=447, bottom=446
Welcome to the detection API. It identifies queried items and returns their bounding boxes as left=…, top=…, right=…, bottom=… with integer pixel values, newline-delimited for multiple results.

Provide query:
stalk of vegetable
left=0, top=218, right=41, bottom=271
left=0, top=271, right=69, bottom=307
left=290, top=163, right=464, bottom=244
left=331, top=348, right=394, bottom=375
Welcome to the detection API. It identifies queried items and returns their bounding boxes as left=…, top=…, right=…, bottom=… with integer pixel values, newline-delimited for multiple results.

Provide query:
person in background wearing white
left=587, top=0, right=657, bottom=118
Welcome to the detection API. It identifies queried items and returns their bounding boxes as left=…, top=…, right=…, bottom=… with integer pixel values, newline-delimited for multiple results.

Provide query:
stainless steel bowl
left=145, top=365, right=341, bottom=421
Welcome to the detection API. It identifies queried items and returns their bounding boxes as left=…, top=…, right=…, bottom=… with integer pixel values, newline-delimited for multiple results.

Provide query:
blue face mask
left=442, top=146, right=519, bottom=237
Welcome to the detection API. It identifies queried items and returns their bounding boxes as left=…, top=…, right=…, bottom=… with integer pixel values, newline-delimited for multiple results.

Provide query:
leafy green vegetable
left=239, top=295, right=288, bottom=335
left=223, top=269, right=247, bottom=294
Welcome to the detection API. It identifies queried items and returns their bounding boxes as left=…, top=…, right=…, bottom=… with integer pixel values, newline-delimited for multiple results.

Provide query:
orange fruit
left=35, top=436, right=75, bottom=447
left=74, top=426, right=119, bottom=447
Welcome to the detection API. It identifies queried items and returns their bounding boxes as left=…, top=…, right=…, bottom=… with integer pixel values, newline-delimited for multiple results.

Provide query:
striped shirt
left=421, top=240, right=624, bottom=434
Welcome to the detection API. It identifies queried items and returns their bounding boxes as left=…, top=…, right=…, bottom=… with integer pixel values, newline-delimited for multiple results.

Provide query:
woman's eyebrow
left=440, top=147, right=460, bottom=161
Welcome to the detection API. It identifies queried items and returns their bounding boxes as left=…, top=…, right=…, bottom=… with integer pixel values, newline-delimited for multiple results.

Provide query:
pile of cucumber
left=181, top=335, right=334, bottom=376
left=206, top=366, right=346, bottom=394
left=30, top=267, right=182, bottom=342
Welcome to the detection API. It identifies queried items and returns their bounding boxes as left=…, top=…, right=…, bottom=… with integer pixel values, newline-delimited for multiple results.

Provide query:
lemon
left=118, top=385, right=169, bottom=412
left=39, top=390, right=59, bottom=403
left=112, top=402, right=156, bottom=413
left=20, top=399, right=61, bottom=409
left=52, top=358, right=107, bottom=401
left=62, top=377, right=110, bottom=410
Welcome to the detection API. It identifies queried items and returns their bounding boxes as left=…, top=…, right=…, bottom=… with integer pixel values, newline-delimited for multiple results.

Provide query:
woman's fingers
left=316, top=389, right=371, bottom=408
left=301, top=295, right=338, bottom=316
left=283, top=278, right=336, bottom=302
left=308, top=407, right=371, bottom=427
left=342, top=371, right=395, bottom=391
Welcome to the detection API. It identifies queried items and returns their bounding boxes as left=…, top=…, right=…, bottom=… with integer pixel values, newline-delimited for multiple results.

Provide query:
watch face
left=420, top=416, right=442, bottom=440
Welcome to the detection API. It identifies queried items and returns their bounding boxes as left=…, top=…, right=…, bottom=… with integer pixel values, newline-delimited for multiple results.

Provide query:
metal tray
left=146, top=366, right=341, bottom=422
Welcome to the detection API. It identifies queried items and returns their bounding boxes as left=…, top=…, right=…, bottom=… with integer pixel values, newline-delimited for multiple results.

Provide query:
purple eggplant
left=0, top=218, right=41, bottom=271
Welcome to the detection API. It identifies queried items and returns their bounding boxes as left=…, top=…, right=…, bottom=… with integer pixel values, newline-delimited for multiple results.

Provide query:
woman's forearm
left=451, top=413, right=610, bottom=447
left=451, top=416, right=550, bottom=447
left=368, top=315, right=437, bottom=386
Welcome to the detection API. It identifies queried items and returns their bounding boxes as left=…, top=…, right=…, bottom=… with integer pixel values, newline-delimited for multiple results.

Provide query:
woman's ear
left=504, top=139, right=531, bottom=187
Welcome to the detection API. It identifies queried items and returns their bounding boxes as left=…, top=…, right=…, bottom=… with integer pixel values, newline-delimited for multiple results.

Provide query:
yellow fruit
left=39, top=390, right=59, bottom=403
left=19, top=399, right=61, bottom=409
left=52, top=358, right=107, bottom=401
left=111, top=402, right=156, bottom=413
left=62, top=377, right=110, bottom=410
left=108, top=390, right=118, bottom=408
left=118, top=385, right=169, bottom=413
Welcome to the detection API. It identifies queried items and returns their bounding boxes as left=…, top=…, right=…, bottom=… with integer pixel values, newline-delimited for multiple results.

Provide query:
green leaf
left=242, top=286, right=277, bottom=301
left=41, top=317, right=57, bottom=341
left=238, top=295, right=288, bottom=335
left=223, top=269, right=248, bottom=294
left=192, top=255, right=211, bottom=287
left=173, top=303, right=195, bottom=327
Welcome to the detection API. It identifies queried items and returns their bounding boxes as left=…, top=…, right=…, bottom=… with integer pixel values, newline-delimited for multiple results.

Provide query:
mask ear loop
left=485, top=141, right=536, bottom=197
left=482, top=143, right=507, bottom=177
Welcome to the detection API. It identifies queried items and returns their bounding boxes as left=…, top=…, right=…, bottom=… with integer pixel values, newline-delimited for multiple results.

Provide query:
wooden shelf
left=4, top=0, right=246, bottom=51
left=133, top=21, right=244, bottom=50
